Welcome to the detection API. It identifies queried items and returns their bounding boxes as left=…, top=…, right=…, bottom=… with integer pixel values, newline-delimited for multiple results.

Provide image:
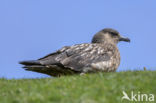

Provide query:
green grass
left=0, top=71, right=156, bottom=103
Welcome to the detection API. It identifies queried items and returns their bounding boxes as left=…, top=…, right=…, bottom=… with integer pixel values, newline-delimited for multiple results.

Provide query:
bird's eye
left=110, top=32, right=118, bottom=36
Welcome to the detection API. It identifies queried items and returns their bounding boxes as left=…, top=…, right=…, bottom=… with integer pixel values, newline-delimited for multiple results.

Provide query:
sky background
left=0, top=0, right=156, bottom=79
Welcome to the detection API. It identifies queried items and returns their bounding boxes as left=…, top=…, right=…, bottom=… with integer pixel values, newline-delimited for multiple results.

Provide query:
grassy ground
left=0, top=71, right=156, bottom=103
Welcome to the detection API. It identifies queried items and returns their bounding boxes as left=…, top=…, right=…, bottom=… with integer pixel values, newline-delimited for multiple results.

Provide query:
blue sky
left=0, top=0, right=156, bottom=79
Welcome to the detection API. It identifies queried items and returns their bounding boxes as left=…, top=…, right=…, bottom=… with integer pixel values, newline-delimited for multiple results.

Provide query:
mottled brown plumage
left=19, top=28, right=130, bottom=77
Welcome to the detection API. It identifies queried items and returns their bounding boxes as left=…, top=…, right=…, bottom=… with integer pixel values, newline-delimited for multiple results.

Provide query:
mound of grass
left=0, top=71, right=156, bottom=103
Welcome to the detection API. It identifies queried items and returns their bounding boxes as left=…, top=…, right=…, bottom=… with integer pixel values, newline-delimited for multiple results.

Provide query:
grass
left=0, top=71, right=156, bottom=103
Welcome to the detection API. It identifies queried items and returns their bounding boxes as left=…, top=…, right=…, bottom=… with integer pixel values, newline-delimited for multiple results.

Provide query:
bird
left=19, top=28, right=130, bottom=77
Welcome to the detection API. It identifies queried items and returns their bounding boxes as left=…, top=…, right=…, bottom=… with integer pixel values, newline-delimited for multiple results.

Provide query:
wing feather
left=60, top=43, right=116, bottom=72
left=36, top=43, right=117, bottom=72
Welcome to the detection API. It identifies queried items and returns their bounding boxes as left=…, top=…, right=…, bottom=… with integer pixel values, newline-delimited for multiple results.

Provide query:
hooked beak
left=119, top=36, right=130, bottom=42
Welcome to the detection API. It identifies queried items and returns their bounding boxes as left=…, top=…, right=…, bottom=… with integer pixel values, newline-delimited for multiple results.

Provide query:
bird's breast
left=89, top=46, right=120, bottom=72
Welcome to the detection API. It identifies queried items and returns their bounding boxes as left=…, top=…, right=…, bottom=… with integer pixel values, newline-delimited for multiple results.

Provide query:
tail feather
left=22, top=64, right=64, bottom=77
left=19, top=60, right=41, bottom=65
left=23, top=65, right=45, bottom=69
left=19, top=60, right=77, bottom=77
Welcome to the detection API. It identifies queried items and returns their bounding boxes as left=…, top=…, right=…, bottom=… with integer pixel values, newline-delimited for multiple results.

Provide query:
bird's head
left=92, top=28, right=130, bottom=44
